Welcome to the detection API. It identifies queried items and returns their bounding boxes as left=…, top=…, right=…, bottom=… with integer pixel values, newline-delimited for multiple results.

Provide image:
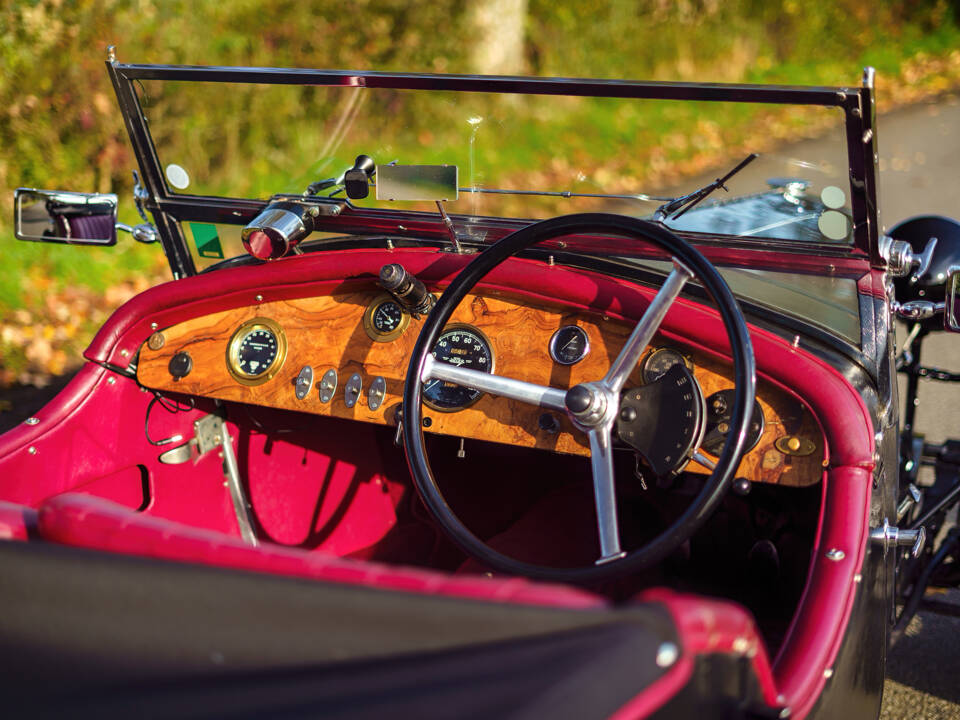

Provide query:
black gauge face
left=641, top=347, right=690, bottom=384
left=226, top=318, right=287, bottom=385
left=236, top=328, right=279, bottom=377
left=423, top=325, right=493, bottom=411
left=701, top=389, right=765, bottom=457
left=549, top=325, right=590, bottom=365
left=363, top=294, right=410, bottom=342
left=373, top=300, right=404, bottom=333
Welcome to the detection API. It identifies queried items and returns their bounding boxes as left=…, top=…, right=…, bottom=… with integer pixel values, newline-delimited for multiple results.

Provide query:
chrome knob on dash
left=294, top=366, right=314, bottom=400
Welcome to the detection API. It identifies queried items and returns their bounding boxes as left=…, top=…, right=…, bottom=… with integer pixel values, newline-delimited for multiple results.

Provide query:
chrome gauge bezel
left=423, top=323, right=495, bottom=413
left=225, top=317, right=288, bottom=386
left=548, top=324, right=591, bottom=365
left=363, top=293, right=411, bottom=343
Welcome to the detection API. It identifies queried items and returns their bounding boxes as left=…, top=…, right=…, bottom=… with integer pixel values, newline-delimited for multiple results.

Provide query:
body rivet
left=826, top=548, right=845, bottom=561
left=656, top=642, right=679, bottom=668
left=27, top=446, right=37, bottom=455
left=255, top=294, right=263, bottom=303
left=24, top=417, right=39, bottom=426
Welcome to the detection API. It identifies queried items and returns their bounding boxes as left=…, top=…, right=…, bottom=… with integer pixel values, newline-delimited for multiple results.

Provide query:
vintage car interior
left=5, top=58, right=959, bottom=720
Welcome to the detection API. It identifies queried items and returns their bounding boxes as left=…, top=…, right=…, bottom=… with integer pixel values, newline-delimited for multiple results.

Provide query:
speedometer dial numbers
left=226, top=317, right=287, bottom=385
left=423, top=324, right=494, bottom=412
left=363, top=294, right=411, bottom=342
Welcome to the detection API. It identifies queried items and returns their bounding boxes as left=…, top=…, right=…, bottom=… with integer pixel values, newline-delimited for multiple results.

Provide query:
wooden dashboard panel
left=137, top=286, right=824, bottom=487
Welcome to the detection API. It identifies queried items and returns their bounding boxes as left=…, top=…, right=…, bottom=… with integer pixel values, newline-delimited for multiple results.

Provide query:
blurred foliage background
left=2, top=0, right=960, bottom=386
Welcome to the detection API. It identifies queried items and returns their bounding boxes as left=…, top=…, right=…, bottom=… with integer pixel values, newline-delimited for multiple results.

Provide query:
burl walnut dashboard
left=137, top=285, right=824, bottom=487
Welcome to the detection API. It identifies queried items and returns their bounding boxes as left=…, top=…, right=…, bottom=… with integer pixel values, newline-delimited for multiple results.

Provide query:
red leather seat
left=0, top=500, right=36, bottom=540
left=37, top=493, right=607, bottom=609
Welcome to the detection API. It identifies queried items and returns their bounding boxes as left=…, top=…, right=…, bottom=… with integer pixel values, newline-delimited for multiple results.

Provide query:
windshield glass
left=137, top=80, right=854, bottom=267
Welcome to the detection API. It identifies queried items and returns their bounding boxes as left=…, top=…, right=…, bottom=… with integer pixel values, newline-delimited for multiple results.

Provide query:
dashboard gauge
left=641, top=347, right=692, bottom=384
left=363, top=294, right=410, bottom=343
left=226, top=317, right=287, bottom=385
left=549, top=325, right=590, bottom=365
left=701, top=389, right=765, bottom=457
left=423, top=324, right=494, bottom=412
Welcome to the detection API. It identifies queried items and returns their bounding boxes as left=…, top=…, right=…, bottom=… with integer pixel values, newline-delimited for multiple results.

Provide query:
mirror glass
left=14, top=188, right=118, bottom=246
left=376, top=165, right=458, bottom=202
left=947, top=268, right=960, bottom=332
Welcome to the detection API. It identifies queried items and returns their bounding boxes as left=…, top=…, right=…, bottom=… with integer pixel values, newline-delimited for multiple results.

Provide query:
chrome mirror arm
left=116, top=222, right=159, bottom=244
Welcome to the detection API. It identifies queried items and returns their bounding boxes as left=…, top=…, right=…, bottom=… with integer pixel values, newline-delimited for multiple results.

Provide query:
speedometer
left=423, top=325, right=494, bottom=412
left=226, top=317, right=287, bottom=385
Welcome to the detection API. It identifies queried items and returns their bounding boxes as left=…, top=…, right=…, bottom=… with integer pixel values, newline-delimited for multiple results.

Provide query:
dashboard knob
left=168, top=351, right=193, bottom=379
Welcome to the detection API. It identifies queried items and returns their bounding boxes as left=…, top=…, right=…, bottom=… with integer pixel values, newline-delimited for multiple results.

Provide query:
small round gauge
left=549, top=325, right=590, bottom=365
left=701, top=389, right=765, bottom=457
left=423, top=325, right=494, bottom=412
left=226, top=318, right=287, bottom=385
left=641, top=347, right=692, bottom=384
left=363, top=294, right=410, bottom=342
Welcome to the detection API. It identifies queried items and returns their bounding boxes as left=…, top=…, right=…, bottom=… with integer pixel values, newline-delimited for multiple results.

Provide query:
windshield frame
left=106, top=60, right=881, bottom=280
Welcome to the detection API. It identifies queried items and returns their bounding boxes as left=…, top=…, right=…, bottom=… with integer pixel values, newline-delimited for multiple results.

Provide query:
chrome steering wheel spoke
left=421, top=354, right=567, bottom=411
left=589, top=427, right=625, bottom=564
left=602, top=260, right=693, bottom=394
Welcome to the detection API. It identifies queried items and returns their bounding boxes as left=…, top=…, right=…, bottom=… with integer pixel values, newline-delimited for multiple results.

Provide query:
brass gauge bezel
left=363, top=293, right=411, bottom=343
left=226, top=317, right=288, bottom=386
left=423, top=323, right=495, bottom=413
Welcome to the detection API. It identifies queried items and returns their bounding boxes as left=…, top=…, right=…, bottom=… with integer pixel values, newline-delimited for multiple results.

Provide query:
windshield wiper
left=654, top=153, right=758, bottom=222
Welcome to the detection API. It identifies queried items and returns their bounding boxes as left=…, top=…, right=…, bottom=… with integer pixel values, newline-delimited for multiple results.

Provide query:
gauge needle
left=425, top=379, right=441, bottom=390
left=562, top=337, right=579, bottom=351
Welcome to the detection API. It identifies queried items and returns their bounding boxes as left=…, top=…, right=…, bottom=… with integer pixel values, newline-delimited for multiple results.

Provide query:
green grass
left=2, top=1, right=960, bottom=384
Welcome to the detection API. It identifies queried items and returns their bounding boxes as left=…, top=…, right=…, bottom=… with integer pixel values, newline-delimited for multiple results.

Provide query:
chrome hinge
left=870, top=518, right=925, bottom=558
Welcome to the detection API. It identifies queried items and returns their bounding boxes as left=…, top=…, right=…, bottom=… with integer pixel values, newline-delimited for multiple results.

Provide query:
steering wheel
left=402, top=213, right=755, bottom=583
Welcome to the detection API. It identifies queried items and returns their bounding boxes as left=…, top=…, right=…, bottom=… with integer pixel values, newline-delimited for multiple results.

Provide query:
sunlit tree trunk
left=466, top=0, right=528, bottom=75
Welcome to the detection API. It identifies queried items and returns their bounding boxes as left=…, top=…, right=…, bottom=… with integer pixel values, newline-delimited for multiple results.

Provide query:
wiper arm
left=654, top=153, right=758, bottom=222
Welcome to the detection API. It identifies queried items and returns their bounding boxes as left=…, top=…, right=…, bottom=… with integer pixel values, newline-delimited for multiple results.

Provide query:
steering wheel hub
left=564, top=383, right=611, bottom=428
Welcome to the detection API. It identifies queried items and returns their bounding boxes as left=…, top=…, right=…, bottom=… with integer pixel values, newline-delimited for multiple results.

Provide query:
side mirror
left=14, top=188, right=118, bottom=246
left=947, top=268, right=960, bottom=332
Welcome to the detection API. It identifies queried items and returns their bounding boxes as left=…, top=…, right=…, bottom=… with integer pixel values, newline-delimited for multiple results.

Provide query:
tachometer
left=226, top=317, right=287, bottom=385
left=423, top=325, right=494, bottom=412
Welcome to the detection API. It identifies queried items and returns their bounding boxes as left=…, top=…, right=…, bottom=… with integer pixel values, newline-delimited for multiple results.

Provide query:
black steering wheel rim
left=402, top=213, right=756, bottom=583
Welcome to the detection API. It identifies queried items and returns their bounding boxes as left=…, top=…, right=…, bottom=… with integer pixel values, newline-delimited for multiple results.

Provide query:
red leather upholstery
left=610, top=589, right=782, bottom=719
left=37, top=493, right=606, bottom=609
left=77, top=247, right=874, bottom=717
left=0, top=500, right=37, bottom=541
